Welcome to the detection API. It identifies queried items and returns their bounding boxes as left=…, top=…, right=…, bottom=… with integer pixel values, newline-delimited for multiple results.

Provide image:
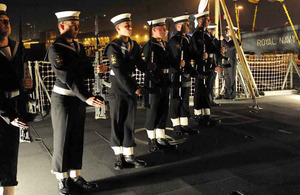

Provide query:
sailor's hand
left=215, top=66, right=223, bottom=73
left=135, top=88, right=142, bottom=95
left=180, top=60, right=185, bottom=68
left=221, top=46, right=226, bottom=55
left=86, top=97, right=104, bottom=107
left=203, top=52, right=208, bottom=60
left=24, top=77, right=33, bottom=89
left=198, top=74, right=207, bottom=79
left=11, top=118, right=29, bottom=129
left=97, top=64, right=107, bottom=74
left=190, top=59, right=195, bottom=67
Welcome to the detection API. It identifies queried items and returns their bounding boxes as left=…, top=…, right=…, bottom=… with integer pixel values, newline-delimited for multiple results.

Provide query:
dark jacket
left=142, top=37, right=172, bottom=88
left=190, top=27, right=220, bottom=74
left=222, top=37, right=240, bottom=67
left=106, top=37, right=146, bottom=96
left=168, top=31, right=195, bottom=86
left=46, top=36, right=94, bottom=102
left=0, top=38, right=25, bottom=123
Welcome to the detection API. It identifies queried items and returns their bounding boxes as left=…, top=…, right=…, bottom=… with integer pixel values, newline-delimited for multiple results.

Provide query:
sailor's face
left=0, top=15, right=11, bottom=37
left=61, top=20, right=80, bottom=38
left=226, top=29, right=232, bottom=37
left=198, top=16, right=210, bottom=28
left=182, top=21, right=190, bottom=34
left=117, top=21, right=133, bottom=37
left=205, top=17, right=211, bottom=27
left=153, top=24, right=166, bottom=39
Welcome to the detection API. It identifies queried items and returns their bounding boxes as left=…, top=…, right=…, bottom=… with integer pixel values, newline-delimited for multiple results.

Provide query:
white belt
left=162, top=69, right=169, bottom=74
left=110, top=69, right=134, bottom=77
left=5, top=90, right=20, bottom=99
left=53, top=85, right=76, bottom=96
left=209, top=54, right=214, bottom=58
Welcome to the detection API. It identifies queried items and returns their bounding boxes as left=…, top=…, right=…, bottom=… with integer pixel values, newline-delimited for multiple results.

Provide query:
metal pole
left=252, top=4, right=258, bottom=32
left=215, top=0, right=220, bottom=39
left=281, top=3, right=300, bottom=46
left=233, top=1, right=242, bottom=41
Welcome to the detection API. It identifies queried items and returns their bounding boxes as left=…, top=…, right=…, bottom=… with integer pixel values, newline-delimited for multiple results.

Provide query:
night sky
left=1, top=0, right=300, bottom=40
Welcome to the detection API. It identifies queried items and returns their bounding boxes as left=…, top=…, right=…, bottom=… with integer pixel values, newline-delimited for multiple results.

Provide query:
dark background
left=1, top=0, right=299, bottom=39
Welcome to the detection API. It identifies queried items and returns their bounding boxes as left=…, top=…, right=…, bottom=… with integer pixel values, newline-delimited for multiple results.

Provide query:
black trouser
left=224, top=64, right=237, bottom=99
left=145, top=87, right=169, bottom=130
left=51, top=92, right=86, bottom=173
left=194, top=72, right=214, bottom=111
left=169, top=86, right=190, bottom=119
left=109, top=94, right=137, bottom=147
left=0, top=119, right=19, bottom=187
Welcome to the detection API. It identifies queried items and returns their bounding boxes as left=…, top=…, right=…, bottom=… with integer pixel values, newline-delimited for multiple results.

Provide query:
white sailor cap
left=55, top=11, right=80, bottom=22
left=226, top=26, right=238, bottom=31
left=207, top=24, right=217, bottom=29
left=110, top=13, right=131, bottom=26
left=194, top=11, right=209, bottom=19
left=172, top=15, right=189, bottom=24
left=147, top=18, right=166, bottom=27
left=0, top=3, right=7, bottom=16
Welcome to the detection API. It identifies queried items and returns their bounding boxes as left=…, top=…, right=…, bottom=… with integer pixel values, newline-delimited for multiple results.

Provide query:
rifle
left=178, top=24, right=185, bottom=100
left=202, top=21, right=208, bottom=88
left=19, top=18, right=33, bottom=142
left=144, top=22, right=154, bottom=108
left=94, top=15, right=109, bottom=119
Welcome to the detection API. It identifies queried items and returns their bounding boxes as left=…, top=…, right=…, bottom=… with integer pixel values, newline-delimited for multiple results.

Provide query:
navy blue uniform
left=106, top=38, right=146, bottom=147
left=168, top=32, right=194, bottom=124
left=46, top=37, right=94, bottom=173
left=190, top=27, right=220, bottom=112
left=0, top=38, right=26, bottom=186
left=143, top=38, right=172, bottom=130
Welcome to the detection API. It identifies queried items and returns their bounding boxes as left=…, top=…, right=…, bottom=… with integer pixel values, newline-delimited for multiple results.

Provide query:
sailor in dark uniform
left=223, top=26, right=239, bottom=100
left=47, top=11, right=102, bottom=194
left=168, top=15, right=196, bottom=138
left=206, top=24, right=223, bottom=106
left=106, top=13, right=147, bottom=170
left=0, top=4, right=29, bottom=194
left=190, top=11, right=221, bottom=127
left=143, top=18, right=175, bottom=153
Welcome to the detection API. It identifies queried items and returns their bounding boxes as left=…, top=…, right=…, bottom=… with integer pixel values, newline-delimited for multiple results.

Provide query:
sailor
left=168, top=15, right=196, bottom=138
left=106, top=13, right=147, bottom=170
left=143, top=18, right=175, bottom=153
left=223, top=26, right=239, bottom=100
left=0, top=3, right=30, bottom=195
left=46, top=11, right=103, bottom=194
left=206, top=24, right=222, bottom=106
left=190, top=11, right=221, bottom=127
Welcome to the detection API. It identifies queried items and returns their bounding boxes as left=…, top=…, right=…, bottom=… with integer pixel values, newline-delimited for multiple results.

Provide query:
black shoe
left=71, top=176, right=99, bottom=192
left=124, top=155, right=147, bottom=168
left=114, top=154, right=124, bottom=170
left=148, top=139, right=161, bottom=153
left=157, top=138, right=178, bottom=150
left=58, top=178, right=71, bottom=195
left=203, top=116, right=217, bottom=127
left=193, top=115, right=205, bottom=127
left=172, top=131, right=188, bottom=143
left=192, top=115, right=203, bottom=123
left=211, top=101, right=221, bottom=107
left=181, top=126, right=197, bottom=134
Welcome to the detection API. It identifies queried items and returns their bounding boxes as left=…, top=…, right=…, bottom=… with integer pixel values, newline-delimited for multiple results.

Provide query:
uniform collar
left=151, top=37, right=166, bottom=50
left=53, top=36, right=79, bottom=53
left=0, top=38, right=19, bottom=61
left=111, top=37, right=134, bottom=53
